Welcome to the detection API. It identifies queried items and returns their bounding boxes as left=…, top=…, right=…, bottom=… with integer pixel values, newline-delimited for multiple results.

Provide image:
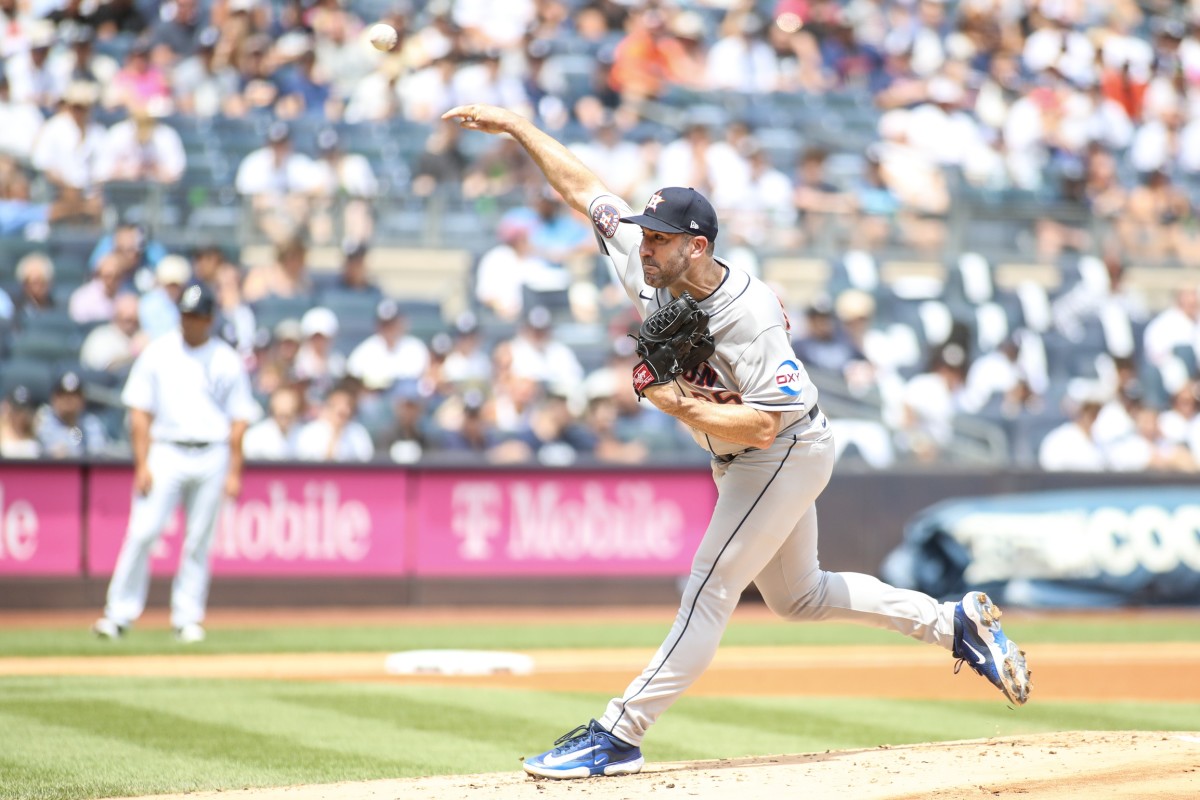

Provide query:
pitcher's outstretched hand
left=442, top=104, right=524, bottom=135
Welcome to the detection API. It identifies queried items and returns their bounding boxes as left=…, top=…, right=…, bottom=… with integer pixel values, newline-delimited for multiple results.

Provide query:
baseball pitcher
left=443, top=104, right=1032, bottom=780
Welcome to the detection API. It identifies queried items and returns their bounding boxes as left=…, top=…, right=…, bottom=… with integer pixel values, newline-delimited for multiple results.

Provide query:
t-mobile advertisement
left=413, top=471, right=715, bottom=576
left=87, top=466, right=409, bottom=576
left=0, top=465, right=82, bottom=576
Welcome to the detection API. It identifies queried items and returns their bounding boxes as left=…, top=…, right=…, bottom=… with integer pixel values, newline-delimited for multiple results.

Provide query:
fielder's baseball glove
left=631, top=292, right=715, bottom=396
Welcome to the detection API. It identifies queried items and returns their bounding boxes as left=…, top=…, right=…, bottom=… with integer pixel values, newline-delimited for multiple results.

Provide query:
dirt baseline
left=7, top=642, right=1200, bottom=703
left=111, top=732, right=1200, bottom=800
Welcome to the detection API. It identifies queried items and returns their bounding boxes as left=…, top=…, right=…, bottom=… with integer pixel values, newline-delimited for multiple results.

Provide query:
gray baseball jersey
left=590, top=192, right=818, bottom=457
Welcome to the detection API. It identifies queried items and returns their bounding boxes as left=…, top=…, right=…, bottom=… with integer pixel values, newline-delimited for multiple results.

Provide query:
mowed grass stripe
left=0, top=696, right=406, bottom=778
left=3, top=616, right=1200, bottom=658
left=0, top=706, right=305, bottom=800
left=2, top=676, right=1199, bottom=800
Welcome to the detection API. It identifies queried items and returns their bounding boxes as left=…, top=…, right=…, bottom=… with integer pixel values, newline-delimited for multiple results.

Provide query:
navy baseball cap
left=178, top=282, right=217, bottom=316
left=621, top=187, right=718, bottom=242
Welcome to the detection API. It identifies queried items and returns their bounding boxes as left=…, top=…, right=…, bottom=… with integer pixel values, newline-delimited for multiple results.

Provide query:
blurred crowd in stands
left=1, top=0, right=1199, bottom=471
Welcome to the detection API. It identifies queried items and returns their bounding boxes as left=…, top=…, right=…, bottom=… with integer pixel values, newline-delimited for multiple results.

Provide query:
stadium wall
left=0, top=462, right=1192, bottom=608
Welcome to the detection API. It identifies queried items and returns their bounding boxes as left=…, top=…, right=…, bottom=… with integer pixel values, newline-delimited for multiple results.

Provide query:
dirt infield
left=112, top=732, right=1200, bottom=800
left=6, top=642, right=1200, bottom=703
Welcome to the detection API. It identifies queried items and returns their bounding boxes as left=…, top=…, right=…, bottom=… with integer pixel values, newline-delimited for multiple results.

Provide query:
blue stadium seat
left=319, top=291, right=384, bottom=338
left=0, top=240, right=45, bottom=283
left=19, top=309, right=78, bottom=338
left=0, top=358, right=54, bottom=403
left=9, top=329, right=83, bottom=362
left=252, top=295, right=315, bottom=332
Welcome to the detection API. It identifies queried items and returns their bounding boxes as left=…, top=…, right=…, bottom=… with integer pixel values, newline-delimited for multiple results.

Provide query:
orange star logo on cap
left=645, top=192, right=665, bottom=211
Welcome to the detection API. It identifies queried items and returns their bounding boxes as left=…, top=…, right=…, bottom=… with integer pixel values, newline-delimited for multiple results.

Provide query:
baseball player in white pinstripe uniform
left=444, top=104, right=1032, bottom=780
left=92, top=282, right=259, bottom=644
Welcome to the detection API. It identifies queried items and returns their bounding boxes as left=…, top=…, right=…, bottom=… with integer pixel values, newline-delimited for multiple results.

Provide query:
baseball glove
left=631, top=292, right=716, bottom=396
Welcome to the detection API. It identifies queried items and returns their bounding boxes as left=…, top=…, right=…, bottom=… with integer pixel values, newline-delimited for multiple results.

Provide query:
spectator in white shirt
left=243, top=386, right=303, bottom=460
left=0, top=385, right=40, bottom=459
left=1039, top=396, right=1105, bottom=471
left=898, top=343, right=970, bottom=461
left=48, top=23, right=118, bottom=92
left=346, top=299, right=431, bottom=391
left=295, top=306, right=345, bottom=401
left=441, top=312, right=492, bottom=387
left=1142, top=286, right=1199, bottom=367
left=451, top=0, right=534, bottom=49
left=398, top=54, right=457, bottom=123
left=172, top=26, right=238, bottom=117
left=31, top=80, right=105, bottom=191
left=569, top=117, right=643, bottom=201
left=725, top=140, right=795, bottom=247
left=705, top=12, right=779, bottom=93
left=450, top=50, right=532, bottom=119
left=1105, top=404, right=1197, bottom=472
left=95, top=108, right=186, bottom=184
left=906, top=77, right=986, bottom=168
left=234, top=121, right=317, bottom=242
left=475, top=214, right=561, bottom=322
left=80, top=292, right=146, bottom=373
left=295, top=380, right=374, bottom=462
left=0, top=72, right=44, bottom=161
left=508, top=305, right=584, bottom=386
left=307, top=128, right=377, bottom=244
left=1022, top=13, right=1095, bottom=87
left=5, top=23, right=59, bottom=107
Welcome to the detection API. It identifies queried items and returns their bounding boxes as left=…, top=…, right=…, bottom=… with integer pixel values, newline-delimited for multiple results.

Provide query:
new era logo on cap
left=620, top=187, right=718, bottom=242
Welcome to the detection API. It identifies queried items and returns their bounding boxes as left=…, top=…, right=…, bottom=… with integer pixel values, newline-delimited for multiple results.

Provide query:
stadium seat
left=318, top=290, right=383, bottom=324
left=251, top=296, right=315, bottom=332
left=8, top=330, right=83, bottom=362
left=0, top=240, right=45, bottom=282
left=20, top=310, right=79, bottom=340
left=0, top=358, right=54, bottom=403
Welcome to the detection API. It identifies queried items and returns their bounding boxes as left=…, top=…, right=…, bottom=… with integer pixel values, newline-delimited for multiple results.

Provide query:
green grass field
left=1, top=615, right=1198, bottom=800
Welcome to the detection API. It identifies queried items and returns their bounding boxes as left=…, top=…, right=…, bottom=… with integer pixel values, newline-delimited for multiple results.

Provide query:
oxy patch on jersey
left=775, top=359, right=804, bottom=396
left=592, top=203, right=621, bottom=238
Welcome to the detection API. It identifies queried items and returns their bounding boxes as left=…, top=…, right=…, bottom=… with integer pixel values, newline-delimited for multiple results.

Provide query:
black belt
left=713, top=404, right=820, bottom=464
left=162, top=440, right=218, bottom=449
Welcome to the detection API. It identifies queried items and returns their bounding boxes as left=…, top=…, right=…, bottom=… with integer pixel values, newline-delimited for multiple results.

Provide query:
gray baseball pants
left=599, top=414, right=957, bottom=746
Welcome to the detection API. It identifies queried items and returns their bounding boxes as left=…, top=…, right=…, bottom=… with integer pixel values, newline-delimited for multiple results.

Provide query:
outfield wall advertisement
left=0, top=465, right=81, bottom=576
left=86, top=466, right=410, bottom=577
left=883, top=487, right=1200, bottom=606
left=413, top=471, right=714, bottom=576
left=5, top=462, right=1199, bottom=606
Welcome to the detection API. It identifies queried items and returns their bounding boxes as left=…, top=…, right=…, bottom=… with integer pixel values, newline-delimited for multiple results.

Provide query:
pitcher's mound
left=120, top=731, right=1200, bottom=800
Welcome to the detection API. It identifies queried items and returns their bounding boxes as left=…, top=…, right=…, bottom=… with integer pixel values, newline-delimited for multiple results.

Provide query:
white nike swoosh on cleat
left=541, top=745, right=600, bottom=768
left=963, top=641, right=987, bottom=665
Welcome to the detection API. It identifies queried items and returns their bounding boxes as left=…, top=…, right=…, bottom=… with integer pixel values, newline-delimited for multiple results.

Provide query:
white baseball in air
left=368, top=22, right=397, bottom=51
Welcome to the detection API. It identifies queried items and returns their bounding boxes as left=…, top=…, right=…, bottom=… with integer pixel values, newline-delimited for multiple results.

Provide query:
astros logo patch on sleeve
left=775, top=359, right=804, bottom=396
left=592, top=203, right=621, bottom=238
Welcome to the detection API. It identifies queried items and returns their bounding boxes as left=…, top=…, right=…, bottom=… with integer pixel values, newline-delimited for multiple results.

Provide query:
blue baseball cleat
left=953, top=591, right=1032, bottom=705
left=523, top=720, right=644, bottom=779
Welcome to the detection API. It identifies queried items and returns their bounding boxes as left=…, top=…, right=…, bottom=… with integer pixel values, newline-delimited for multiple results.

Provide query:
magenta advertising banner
left=414, top=471, right=716, bottom=576
left=0, top=464, right=82, bottom=576
left=87, top=466, right=409, bottom=577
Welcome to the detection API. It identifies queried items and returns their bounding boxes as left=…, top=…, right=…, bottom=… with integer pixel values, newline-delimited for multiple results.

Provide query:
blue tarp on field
left=881, top=486, right=1200, bottom=607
